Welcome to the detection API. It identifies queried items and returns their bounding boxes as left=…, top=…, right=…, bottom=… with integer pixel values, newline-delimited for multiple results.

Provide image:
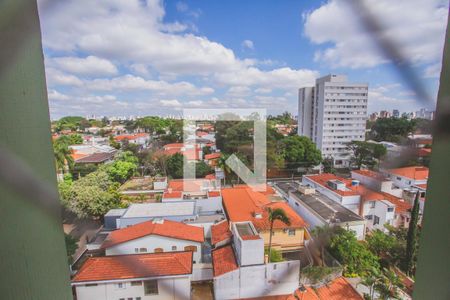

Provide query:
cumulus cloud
left=304, top=0, right=448, bottom=69
left=51, top=56, right=118, bottom=76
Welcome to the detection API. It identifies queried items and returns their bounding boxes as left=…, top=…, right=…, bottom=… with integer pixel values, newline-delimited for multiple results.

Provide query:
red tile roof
left=205, top=174, right=216, bottom=180
left=162, top=191, right=183, bottom=199
left=417, top=148, right=431, bottom=157
left=75, top=151, right=116, bottom=163
left=114, top=133, right=149, bottom=142
left=72, top=252, right=193, bottom=283
left=101, top=220, right=204, bottom=249
left=380, top=192, right=412, bottom=214
left=221, top=187, right=308, bottom=231
left=161, top=143, right=200, bottom=160
left=205, top=152, right=221, bottom=160
left=305, top=174, right=359, bottom=196
left=211, top=245, right=238, bottom=277
left=387, top=166, right=429, bottom=180
left=211, top=220, right=232, bottom=245
left=289, top=277, right=362, bottom=300
left=208, top=191, right=221, bottom=197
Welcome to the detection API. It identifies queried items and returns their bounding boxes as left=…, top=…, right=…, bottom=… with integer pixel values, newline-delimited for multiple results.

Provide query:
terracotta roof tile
left=101, top=219, right=204, bottom=249
left=221, top=187, right=308, bottom=231
left=211, top=245, right=238, bottom=277
left=211, top=220, right=232, bottom=245
left=72, top=252, right=193, bottom=283
left=314, top=277, right=362, bottom=300
left=380, top=192, right=412, bottom=214
left=305, top=174, right=359, bottom=196
left=352, top=169, right=386, bottom=181
left=205, top=152, right=221, bottom=160
left=387, top=166, right=429, bottom=180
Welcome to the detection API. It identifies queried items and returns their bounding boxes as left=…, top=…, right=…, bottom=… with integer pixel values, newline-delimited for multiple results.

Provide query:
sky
left=37, top=0, right=449, bottom=119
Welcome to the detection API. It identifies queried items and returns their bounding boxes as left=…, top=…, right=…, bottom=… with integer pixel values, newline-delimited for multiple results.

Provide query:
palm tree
left=267, top=207, right=290, bottom=262
left=53, top=141, right=74, bottom=175
left=360, top=268, right=382, bottom=300
left=217, top=153, right=232, bottom=185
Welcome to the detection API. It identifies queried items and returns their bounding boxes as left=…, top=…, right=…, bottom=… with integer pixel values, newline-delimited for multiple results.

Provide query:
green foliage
left=71, top=163, right=98, bottom=179
left=405, top=192, right=420, bottom=275
left=64, top=233, right=79, bottom=264
left=267, top=207, right=290, bottom=263
left=109, top=135, right=121, bottom=149
left=167, top=153, right=184, bottom=179
left=60, top=169, right=120, bottom=218
left=53, top=138, right=74, bottom=173
left=54, top=116, right=87, bottom=132
left=369, top=117, right=415, bottom=143
left=105, top=151, right=138, bottom=183
left=264, top=248, right=284, bottom=262
left=267, top=111, right=295, bottom=125
left=366, top=229, right=397, bottom=257
left=195, top=161, right=213, bottom=178
left=281, top=135, right=322, bottom=169
left=328, top=228, right=380, bottom=277
left=302, top=266, right=341, bottom=284
left=347, top=141, right=387, bottom=169
left=322, top=157, right=336, bottom=174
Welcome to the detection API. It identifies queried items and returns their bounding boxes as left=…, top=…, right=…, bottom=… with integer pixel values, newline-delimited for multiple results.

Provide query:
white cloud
left=45, top=68, right=83, bottom=86
left=304, top=0, right=448, bottom=69
left=255, top=88, right=272, bottom=94
left=176, top=2, right=188, bottom=12
left=86, top=74, right=214, bottom=96
left=227, top=86, right=251, bottom=97
left=48, top=89, right=70, bottom=101
left=160, top=99, right=182, bottom=107
left=51, top=56, right=118, bottom=76
left=241, top=40, right=254, bottom=50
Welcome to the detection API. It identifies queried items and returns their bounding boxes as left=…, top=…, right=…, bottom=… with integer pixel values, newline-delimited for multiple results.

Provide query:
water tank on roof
left=351, top=180, right=360, bottom=186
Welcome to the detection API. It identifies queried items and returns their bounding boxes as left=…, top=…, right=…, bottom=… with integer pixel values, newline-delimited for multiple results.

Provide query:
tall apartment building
left=298, top=74, right=368, bottom=167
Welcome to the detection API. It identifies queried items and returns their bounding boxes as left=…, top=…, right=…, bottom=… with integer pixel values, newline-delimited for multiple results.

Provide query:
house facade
left=72, top=252, right=193, bottom=300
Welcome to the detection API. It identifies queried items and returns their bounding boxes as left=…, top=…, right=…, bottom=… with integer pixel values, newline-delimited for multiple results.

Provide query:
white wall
left=362, top=200, right=395, bottom=231
left=213, top=261, right=300, bottom=300
left=192, top=263, right=213, bottom=282
left=105, top=235, right=202, bottom=263
left=118, top=215, right=195, bottom=228
left=75, top=276, right=191, bottom=300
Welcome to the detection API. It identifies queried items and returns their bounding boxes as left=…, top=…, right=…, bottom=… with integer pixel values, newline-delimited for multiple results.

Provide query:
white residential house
left=212, top=221, right=300, bottom=300
left=101, top=219, right=205, bottom=264
left=72, top=252, right=193, bottom=300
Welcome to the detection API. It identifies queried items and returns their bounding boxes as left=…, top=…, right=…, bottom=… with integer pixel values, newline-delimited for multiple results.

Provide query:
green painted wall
left=0, top=0, right=73, bottom=299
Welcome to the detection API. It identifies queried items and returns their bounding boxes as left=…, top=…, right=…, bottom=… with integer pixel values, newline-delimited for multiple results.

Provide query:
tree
left=109, top=135, right=120, bottom=149
left=405, top=192, right=420, bottom=275
left=267, top=207, right=290, bottom=263
left=195, top=161, right=213, bottom=178
left=322, top=157, right=335, bottom=174
left=281, top=135, right=322, bottom=169
left=360, top=268, right=383, bottom=300
left=311, top=225, right=338, bottom=266
left=65, top=233, right=79, bottom=264
left=167, top=153, right=184, bottom=179
left=105, top=151, right=138, bottom=183
left=60, top=169, right=120, bottom=218
left=53, top=139, right=74, bottom=174
left=54, top=116, right=87, bottom=132
left=375, top=268, right=404, bottom=300
left=366, top=229, right=396, bottom=257
left=328, top=228, right=380, bottom=277
left=369, top=117, right=415, bottom=143
left=347, top=141, right=386, bottom=169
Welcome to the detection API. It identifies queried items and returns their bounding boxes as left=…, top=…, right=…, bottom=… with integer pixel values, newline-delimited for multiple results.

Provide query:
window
left=373, top=215, right=380, bottom=225
left=370, top=201, right=376, bottom=208
left=120, top=298, right=125, bottom=300
left=139, top=247, right=147, bottom=253
left=117, top=282, right=125, bottom=289
left=134, top=248, right=139, bottom=253
left=85, top=283, right=98, bottom=287
left=128, top=298, right=133, bottom=300
left=144, top=280, right=158, bottom=295
left=172, top=246, right=177, bottom=251
left=131, top=281, right=142, bottom=286
left=184, top=245, right=197, bottom=252
left=365, top=215, right=373, bottom=220
left=288, top=229, right=295, bottom=236
left=387, top=207, right=394, bottom=212
left=136, top=298, right=141, bottom=300
left=154, top=248, right=164, bottom=253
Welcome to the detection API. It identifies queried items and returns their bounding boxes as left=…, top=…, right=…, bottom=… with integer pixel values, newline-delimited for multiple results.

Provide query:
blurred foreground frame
left=0, top=0, right=449, bottom=299
left=0, top=0, right=72, bottom=299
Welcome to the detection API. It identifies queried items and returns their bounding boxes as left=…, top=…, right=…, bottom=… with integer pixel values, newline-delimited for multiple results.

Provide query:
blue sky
left=37, top=0, right=448, bottom=119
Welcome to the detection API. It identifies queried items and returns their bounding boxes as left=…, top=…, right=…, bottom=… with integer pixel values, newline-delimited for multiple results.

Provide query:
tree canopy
left=369, top=117, right=415, bottom=143
left=347, top=141, right=387, bottom=169
left=282, top=135, right=322, bottom=169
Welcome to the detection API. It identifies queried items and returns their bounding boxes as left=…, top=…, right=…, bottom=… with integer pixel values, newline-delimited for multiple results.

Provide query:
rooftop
left=211, top=220, right=232, bottom=246
left=204, top=152, right=221, bottom=160
left=121, top=202, right=195, bottom=219
left=351, top=169, right=386, bottom=181
left=221, top=187, right=308, bottom=231
left=72, top=252, right=193, bottom=283
left=75, top=151, right=116, bottom=163
left=386, top=166, right=429, bottom=180
left=168, top=178, right=219, bottom=192
left=211, top=245, right=238, bottom=277
left=290, top=277, right=362, bottom=300
left=304, top=174, right=359, bottom=196
left=101, top=219, right=204, bottom=249
left=290, top=189, right=363, bottom=223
